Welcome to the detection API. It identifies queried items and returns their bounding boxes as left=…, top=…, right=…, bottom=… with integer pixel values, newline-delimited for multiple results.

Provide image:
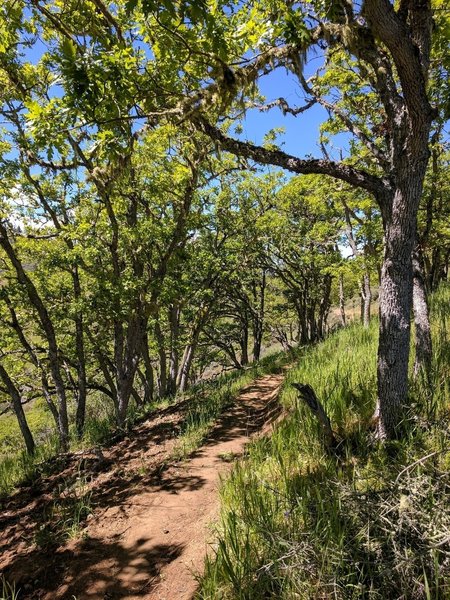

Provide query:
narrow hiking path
left=0, top=372, right=285, bottom=600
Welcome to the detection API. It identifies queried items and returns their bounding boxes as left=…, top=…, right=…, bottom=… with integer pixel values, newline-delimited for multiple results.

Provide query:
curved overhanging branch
left=193, top=116, right=384, bottom=196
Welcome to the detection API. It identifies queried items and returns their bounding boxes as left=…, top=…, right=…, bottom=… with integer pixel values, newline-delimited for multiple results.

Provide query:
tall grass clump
left=198, top=284, right=450, bottom=599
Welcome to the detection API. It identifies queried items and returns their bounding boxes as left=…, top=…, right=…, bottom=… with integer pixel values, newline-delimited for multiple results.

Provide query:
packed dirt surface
left=0, top=373, right=284, bottom=599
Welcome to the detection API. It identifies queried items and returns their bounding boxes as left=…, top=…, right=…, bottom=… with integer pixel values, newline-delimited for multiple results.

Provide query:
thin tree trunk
left=360, top=271, right=372, bottom=328
left=167, top=304, right=180, bottom=396
left=0, top=223, right=69, bottom=451
left=154, top=317, right=167, bottom=398
left=0, top=364, right=35, bottom=454
left=141, top=332, right=154, bottom=403
left=116, top=315, right=142, bottom=426
left=73, top=268, right=87, bottom=439
left=318, top=274, right=332, bottom=338
left=339, top=272, right=346, bottom=327
left=240, top=312, right=249, bottom=366
left=252, top=269, right=266, bottom=362
left=177, top=341, right=197, bottom=393
left=4, top=297, right=60, bottom=427
left=131, top=386, right=143, bottom=407
left=177, top=307, right=211, bottom=392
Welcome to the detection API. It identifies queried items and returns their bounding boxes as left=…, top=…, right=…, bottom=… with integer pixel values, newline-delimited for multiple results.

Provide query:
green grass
left=197, top=284, right=450, bottom=599
left=33, top=471, right=93, bottom=548
left=0, top=576, right=19, bottom=600
left=0, top=396, right=54, bottom=454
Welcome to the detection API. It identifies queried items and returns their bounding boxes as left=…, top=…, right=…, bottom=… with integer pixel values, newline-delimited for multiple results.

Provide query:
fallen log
left=291, top=383, right=337, bottom=451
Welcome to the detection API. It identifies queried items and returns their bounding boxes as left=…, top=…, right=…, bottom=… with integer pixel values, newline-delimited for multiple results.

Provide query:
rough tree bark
left=412, top=248, right=433, bottom=379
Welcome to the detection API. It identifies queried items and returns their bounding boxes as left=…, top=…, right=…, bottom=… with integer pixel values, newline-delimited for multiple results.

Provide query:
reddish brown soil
left=0, top=373, right=284, bottom=600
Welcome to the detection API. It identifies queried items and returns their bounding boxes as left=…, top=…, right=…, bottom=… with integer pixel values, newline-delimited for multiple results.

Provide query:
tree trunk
left=177, top=306, right=211, bottom=392
left=240, top=313, right=249, bottom=366
left=131, top=386, right=143, bottom=407
left=339, top=272, right=346, bottom=327
left=375, top=178, right=424, bottom=439
left=252, top=269, right=266, bottom=362
left=0, top=223, right=69, bottom=451
left=154, top=317, right=167, bottom=398
left=318, top=274, right=332, bottom=339
left=73, top=267, right=87, bottom=439
left=412, top=248, right=432, bottom=380
left=167, top=304, right=180, bottom=396
left=140, top=332, right=154, bottom=403
left=0, top=364, right=35, bottom=455
left=177, top=341, right=197, bottom=393
left=116, top=315, right=142, bottom=426
left=360, top=271, right=372, bottom=328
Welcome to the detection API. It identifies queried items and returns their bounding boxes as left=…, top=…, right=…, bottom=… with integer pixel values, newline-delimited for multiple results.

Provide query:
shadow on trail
left=3, top=535, right=184, bottom=599
left=1, top=375, right=283, bottom=599
left=195, top=380, right=282, bottom=452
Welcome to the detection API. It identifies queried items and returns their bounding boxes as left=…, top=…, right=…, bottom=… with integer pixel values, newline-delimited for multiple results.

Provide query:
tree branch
left=193, top=116, right=384, bottom=195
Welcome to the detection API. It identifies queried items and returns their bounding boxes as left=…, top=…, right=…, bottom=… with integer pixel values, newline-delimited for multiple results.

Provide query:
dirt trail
left=0, top=373, right=284, bottom=600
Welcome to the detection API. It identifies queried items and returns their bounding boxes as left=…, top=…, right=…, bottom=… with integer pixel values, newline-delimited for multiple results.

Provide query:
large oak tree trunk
left=376, top=172, right=426, bottom=438
left=412, top=248, right=432, bottom=379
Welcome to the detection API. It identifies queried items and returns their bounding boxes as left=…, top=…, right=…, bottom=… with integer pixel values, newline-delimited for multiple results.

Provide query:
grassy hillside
left=198, top=284, right=450, bottom=599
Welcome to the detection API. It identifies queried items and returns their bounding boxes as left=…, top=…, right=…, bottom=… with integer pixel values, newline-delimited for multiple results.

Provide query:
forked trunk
left=177, top=342, right=196, bottom=393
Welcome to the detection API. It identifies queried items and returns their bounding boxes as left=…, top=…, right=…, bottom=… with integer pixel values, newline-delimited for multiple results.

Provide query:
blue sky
left=237, top=59, right=350, bottom=161
left=243, top=69, right=324, bottom=155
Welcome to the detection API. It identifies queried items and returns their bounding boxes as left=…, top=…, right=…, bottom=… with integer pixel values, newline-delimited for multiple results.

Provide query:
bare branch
left=192, top=115, right=384, bottom=195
